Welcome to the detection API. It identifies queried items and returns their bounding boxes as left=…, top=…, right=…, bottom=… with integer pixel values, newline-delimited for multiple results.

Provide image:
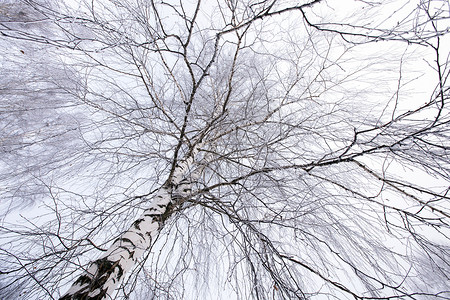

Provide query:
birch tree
left=1, top=0, right=449, bottom=299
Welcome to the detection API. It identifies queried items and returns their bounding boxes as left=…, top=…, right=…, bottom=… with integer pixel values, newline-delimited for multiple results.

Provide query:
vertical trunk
left=59, top=186, right=173, bottom=300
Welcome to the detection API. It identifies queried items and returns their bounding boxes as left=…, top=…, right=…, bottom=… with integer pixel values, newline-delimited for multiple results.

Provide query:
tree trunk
left=59, top=186, right=173, bottom=299
left=60, top=150, right=201, bottom=299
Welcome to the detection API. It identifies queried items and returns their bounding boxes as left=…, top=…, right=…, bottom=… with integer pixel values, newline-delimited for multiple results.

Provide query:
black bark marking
left=143, top=213, right=163, bottom=223
left=117, top=266, right=124, bottom=280
left=160, top=201, right=174, bottom=222
left=144, top=214, right=160, bottom=218
left=74, top=274, right=92, bottom=286
left=134, top=231, right=145, bottom=239
left=133, top=218, right=144, bottom=230
left=119, top=238, right=135, bottom=246
left=59, top=258, right=121, bottom=300
left=117, top=245, right=135, bottom=258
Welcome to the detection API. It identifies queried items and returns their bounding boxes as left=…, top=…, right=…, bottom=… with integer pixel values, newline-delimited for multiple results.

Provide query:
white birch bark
left=60, top=149, right=204, bottom=300
left=59, top=187, right=172, bottom=300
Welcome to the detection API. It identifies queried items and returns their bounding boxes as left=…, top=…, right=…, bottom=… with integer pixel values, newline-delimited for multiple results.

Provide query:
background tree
left=0, top=0, right=449, bottom=299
